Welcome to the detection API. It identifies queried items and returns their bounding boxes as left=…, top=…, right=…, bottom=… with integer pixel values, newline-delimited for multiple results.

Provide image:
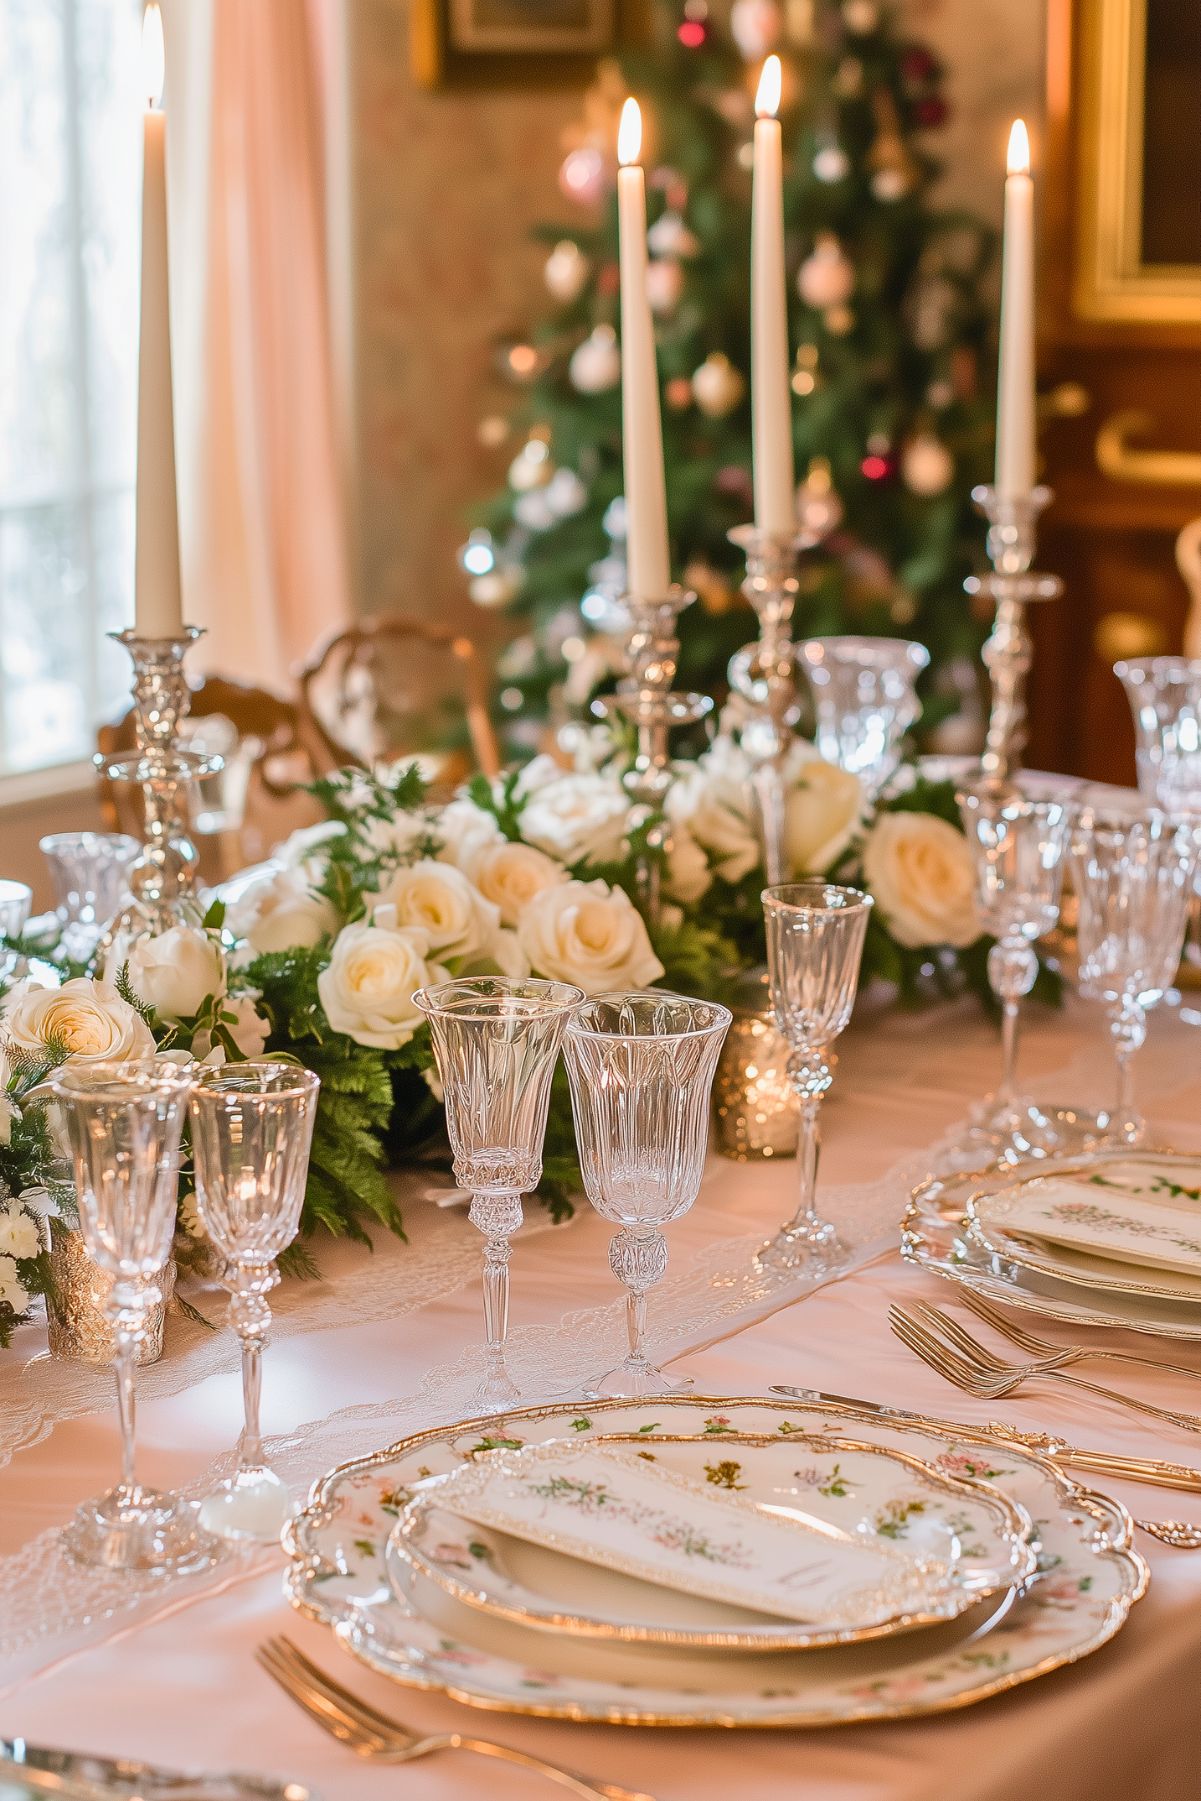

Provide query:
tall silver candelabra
left=595, top=587, right=711, bottom=926
left=95, top=627, right=220, bottom=953
left=727, top=526, right=809, bottom=884
left=965, top=486, right=1062, bottom=789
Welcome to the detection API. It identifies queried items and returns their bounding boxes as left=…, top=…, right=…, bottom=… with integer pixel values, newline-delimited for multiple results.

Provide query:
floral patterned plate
left=902, top=1152, right=1201, bottom=1340
left=968, top=1155, right=1201, bottom=1304
left=389, top=1433, right=1036, bottom=1652
left=284, top=1395, right=1146, bottom=1728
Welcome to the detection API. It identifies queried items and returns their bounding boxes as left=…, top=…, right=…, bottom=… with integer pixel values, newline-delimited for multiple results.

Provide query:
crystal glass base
left=198, top=1466, right=294, bottom=1544
left=949, top=1097, right=1132, bottom=1163
left=471, top=1366, right=523, bottom=1415
left=586, top=1359, right=694, bottom=1401
left=757, top=1216, right=850, bottom=1278
left=64, top=1483, right=220, bottom=1575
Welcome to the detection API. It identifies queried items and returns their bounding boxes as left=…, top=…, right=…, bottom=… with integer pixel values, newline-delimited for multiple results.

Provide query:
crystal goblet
left=190, top=1063, right=320, bottom=1542
left=40, top=831, right=139, bottom=959
left=48, top=1058, right=217, bottom=1575
left=760, top=883, right=872, bottom=1275
left=413, top=976, right=583, bottom=1410
left=563, top=991, right=731, bottom=1399
left=1115, top=655, right=1201, bottom=993
left=956, top=780, right=1074, bottom=1153
left=0, top=879, right=32, bottom=984
left=1070, top=809, right=1197, bottom=1144
left=798, top=636, right=930, bottom=796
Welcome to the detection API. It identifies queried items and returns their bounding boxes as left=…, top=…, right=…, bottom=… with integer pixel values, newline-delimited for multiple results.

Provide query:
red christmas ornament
left=678, top=18, right=706, bottom=45
left=597, top=261, right=621, bottom=298
left=901, top=44, right=939, bottom=84
left=860, top=452, right=892, bottom=482
left=913, top=95, right=949, bottom=128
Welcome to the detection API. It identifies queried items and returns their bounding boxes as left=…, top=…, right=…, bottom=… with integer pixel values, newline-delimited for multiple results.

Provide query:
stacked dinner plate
left=904, top=1149, right=1201, bottom=1343
left=284, top=1395, right=1146, bottom=1728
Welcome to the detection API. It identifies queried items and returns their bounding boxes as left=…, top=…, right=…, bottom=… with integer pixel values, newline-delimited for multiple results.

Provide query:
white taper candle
left=616, top=98, right=671, bottom=601
left=751, top=55, right=795, bottom=534
left=995, top=119, right=1037, bottom=500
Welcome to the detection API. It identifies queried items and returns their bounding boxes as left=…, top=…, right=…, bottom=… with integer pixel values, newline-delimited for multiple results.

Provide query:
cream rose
left=665, top=821, right=713, bottom=904
left=368, top=860, right=501, bottom=964
left=518, top=770, right=631, bottom=868
left=862, top=812, right=982, bottom=949
left=0, top=1205, right=39, bottom=1263
left=227, top=867, right=338, bottom=955
left=124, top=926, right=226, bottom=1023
left=668, top=738, right=760, bottom=884
left=517, top=879, right=664, bottom=994
left=436, top=798, right=505, bottom=874
left=317, top=920, right=447, bottom=1050
left=3, top=977, right=155, bottom=1064
left=469, top=840, right=567, bottom=927
left=784, top=758, right=863, bottom=875
left=0, top=1251, right=29, bottom=1316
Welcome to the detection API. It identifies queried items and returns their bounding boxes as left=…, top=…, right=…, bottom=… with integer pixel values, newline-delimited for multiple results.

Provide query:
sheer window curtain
left=165, top=0, right=352, bottom=687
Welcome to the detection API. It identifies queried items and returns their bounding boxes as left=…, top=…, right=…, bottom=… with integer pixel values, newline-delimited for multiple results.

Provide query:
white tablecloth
left=2, top=993, right=1199, bottom=1800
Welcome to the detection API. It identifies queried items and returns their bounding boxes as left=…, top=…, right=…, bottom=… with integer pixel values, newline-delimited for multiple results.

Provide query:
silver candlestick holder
left=593, top=586, right=712, bottom=927
left=94, top=627, right=221, bottom=955
left=965, top=486, right=1063, bottom=789
left=727, top=526, right=811, bottom=885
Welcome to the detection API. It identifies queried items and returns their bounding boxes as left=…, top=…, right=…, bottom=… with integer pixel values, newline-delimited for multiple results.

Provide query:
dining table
left=2, top=988, right=1199, bottom=1801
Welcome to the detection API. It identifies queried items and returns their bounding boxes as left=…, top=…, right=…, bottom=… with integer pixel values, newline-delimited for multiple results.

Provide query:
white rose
left=784, top=758, right=863, bottom=875
left=0, top=1251, right=29, bottom=1315
left=317, top=920, right=448, bottom=1050
left=368, top=860, right=501, bottom=964
left=469, top=840, right=568, bottom=927
left=276, top=820, right=347, bottom=870
left=517, top=880, right=664, bottom=994
left=3, top=977, right=155, bottom=1064
left=519, top=771, right=631, bottom=868
left=124, top=926, right=226, bottom=1023
left=227, top=867, right=338, bottom=955
left=669, top=740, right=760, bottom=884
left=436, top=798, right=504, bottom=875
left=0, top=1205, right=39, bottom=1262
left=862, top=812, right=981, bottom=949
left=665, top=821, right=713, bottom=904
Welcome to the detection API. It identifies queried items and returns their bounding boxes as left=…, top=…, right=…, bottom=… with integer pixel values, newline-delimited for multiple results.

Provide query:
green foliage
left=469, top=2, right=996, bottom=738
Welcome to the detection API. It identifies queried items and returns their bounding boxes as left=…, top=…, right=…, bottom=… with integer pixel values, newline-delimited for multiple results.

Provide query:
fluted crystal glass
left=1115, top=655, right=1201, bottom=988
left=40, top=831, right=139, bottom=959
left=1070, top=809, right=1196, bottom=1143
left=189, top=1063, right=320, bottom=1542
left=799, top=636, right=930, bottom=796
left=761, top=883, right=872, bottom=1275
left=413, top=976, right=583, bottom=1410
left=956, top=780, right=1074, bottom=1152
left=563, top=991, right=731, bottom=1398
left=49, top=1059, right=217, bottom=1575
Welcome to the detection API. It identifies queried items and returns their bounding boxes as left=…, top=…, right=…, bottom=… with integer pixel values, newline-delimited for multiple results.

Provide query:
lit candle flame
left=617, top=97, right=642, bottom=168
left=756, top=54, right=782, bottom=120
left=142, top=2, right=165, bottom=107
left=1006, top=118, right=1030, bottom=176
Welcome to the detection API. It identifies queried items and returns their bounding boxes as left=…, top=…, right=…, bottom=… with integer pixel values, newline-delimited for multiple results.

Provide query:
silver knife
left=767, top=1385, right=1201, bottom=1492
left=0, top=1743, right=315, bottom=1801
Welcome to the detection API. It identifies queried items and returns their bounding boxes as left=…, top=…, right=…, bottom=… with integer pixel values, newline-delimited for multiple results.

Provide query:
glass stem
left=238, top=1334, right=264, bottom=1471
left=791, top=1094, right=822, bottom=1232
left=481, top=1235, right=511, bottom=1374
left=998, top=998, right=1020, bottom=1106
left=114, top=1332, right=138, bottom=1493
left=1108, top=997, right=1147, bottom=1142
left=752, top=761, right=788, bottom=887
left=626, top=1289, right=648, bottom=1367
left=609, top=1228, right=668, bottom=1375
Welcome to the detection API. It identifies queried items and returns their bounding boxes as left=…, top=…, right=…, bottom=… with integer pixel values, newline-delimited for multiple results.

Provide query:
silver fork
left=956, top=1290, right=1201, bottom=1385
left=256, top=1636, right=655, bottom=1801
left=888, top=1301, right=1201, bottom=1434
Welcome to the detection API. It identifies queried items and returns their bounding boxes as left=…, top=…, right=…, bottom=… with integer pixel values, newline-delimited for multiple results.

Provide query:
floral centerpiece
left=0, top=732, right=1043, bottom=1348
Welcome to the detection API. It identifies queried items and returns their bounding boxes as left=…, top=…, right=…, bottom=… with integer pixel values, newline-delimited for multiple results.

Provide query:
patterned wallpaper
left=350, top=0, right=1045, bottom=624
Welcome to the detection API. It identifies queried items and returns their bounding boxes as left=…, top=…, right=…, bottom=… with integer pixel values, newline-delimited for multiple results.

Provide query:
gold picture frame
left=1073, top=0, right=1201, bottom=324
left=412, top=0, right=636, bottom=88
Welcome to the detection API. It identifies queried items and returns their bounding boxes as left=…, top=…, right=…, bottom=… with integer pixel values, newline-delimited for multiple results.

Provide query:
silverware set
left=256, top=1636, right=655, bottom=1801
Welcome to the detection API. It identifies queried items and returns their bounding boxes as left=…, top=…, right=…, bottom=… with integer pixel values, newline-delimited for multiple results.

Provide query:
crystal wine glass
left=413, top=976, right=583, bottom=1410
left=761, top=883, right=872, bottom=1275
left=956, top=779, right=1074, bottom=1153
left=0, top=879, right=32, bottom=984
left=1115, top=655, right=1201, bottom=992
left=40, top=831, right=139, bottom=959
left=48, top=1058, right=217, bottom=1574
left=1070, top=808, right=1197, bottom=1144
left=189, top=1063, right=320, bottom=1542
left=563, top=991, right=731, bottom=1398
left=798, top=636, right=930, bottom=796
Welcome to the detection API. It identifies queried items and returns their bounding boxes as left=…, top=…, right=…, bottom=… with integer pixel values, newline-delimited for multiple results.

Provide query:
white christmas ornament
left=813, top=143, right=851, bottom=183
left=647, top=212, right=700, bottom=259
left=544, top=239, right=590, bottom=303
left=730, top=0, right=783, bottom=59
left=798, top=234, right=856, bottom=309
left=901, top=432, right=955, bottom=496
left=691, top=352, right=745, bottom=419
left=544, top=467, right=589, bottom=517
left=646, top=257, right=684, bottom=315
left=508, top=438, right=553, bottom=493
left=871, top=166, right=911, bottom=202
left=514, top=489, right=557, bottom=531
left=569, top=325, right=621, bottom=394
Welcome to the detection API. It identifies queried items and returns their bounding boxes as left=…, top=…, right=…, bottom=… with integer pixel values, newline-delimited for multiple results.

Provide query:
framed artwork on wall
left=412, top=0, right=643, bottom=87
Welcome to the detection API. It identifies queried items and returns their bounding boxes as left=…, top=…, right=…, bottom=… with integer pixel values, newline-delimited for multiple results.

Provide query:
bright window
left=0, top=0, right=141, bottom=779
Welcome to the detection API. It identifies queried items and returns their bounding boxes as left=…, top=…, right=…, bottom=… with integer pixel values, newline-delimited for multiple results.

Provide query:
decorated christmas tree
left=461, top=0, right=998, bottom=752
